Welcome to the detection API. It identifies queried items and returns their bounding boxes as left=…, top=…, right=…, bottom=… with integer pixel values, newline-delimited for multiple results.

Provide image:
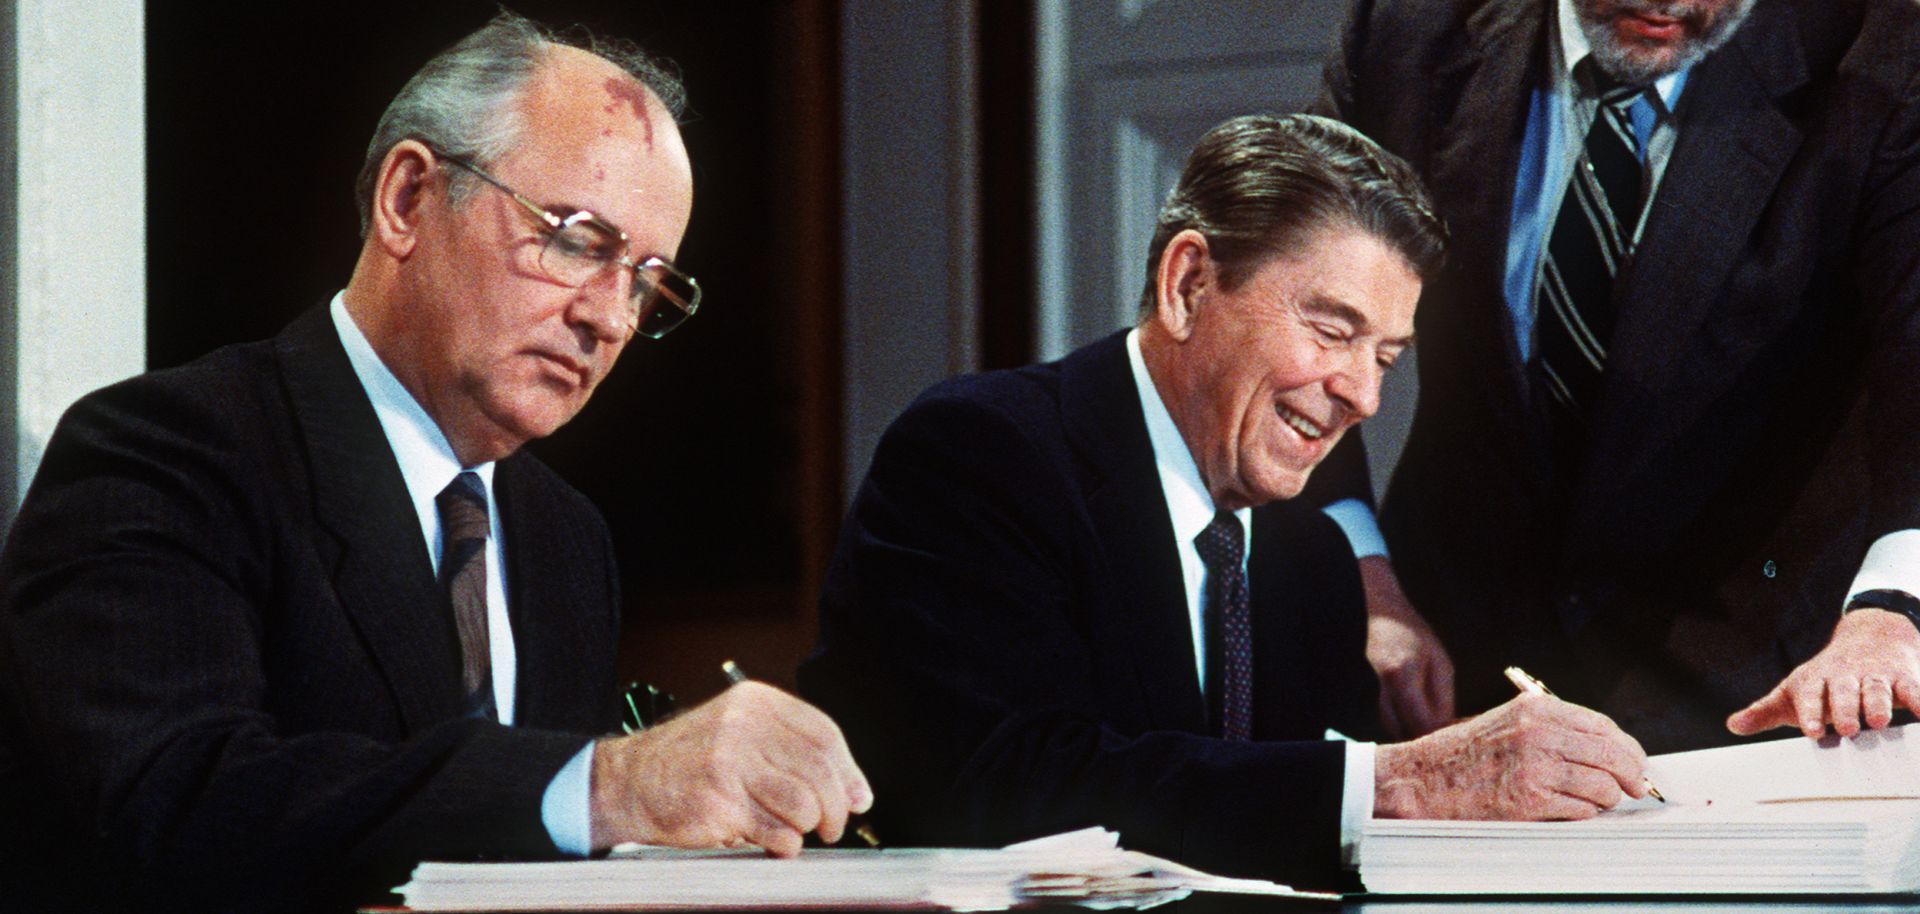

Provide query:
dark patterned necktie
left=437, top=471, right=496, bottom=720
left=1196, top=511, right=1253, bottom=741
left=1535, top=63, right=1649, bottom=471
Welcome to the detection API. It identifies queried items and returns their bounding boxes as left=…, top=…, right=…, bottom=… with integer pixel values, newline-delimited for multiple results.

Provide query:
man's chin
left=472, top=399, right=584, bottom=460
left=1589, top=38, right=1693, bottom=84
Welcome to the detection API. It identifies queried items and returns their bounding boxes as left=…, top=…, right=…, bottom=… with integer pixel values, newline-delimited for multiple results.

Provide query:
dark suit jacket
left=1312, top=0, right=1920, bottom=751
left=800, top=332, right=1381, bottom=891
left=0, top=308, right=622, bottom=912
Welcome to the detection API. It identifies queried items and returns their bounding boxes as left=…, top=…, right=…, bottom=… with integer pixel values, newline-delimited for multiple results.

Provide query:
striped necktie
left=1534, top=64, right=1650, bottom=474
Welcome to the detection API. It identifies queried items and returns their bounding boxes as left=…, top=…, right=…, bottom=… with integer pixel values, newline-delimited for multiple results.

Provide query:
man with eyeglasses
left=0, top=13, right=867, bottom=913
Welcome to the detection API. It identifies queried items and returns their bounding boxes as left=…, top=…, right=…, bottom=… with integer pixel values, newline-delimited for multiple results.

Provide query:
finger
left=1379, top=683, right=1408, bottom=741
left=1525, top=699, right=1648, bottom=771
left=768, top=696, right=870, bottom=810
left=738, top=686, right=868, bottom=817
left=1396, top=686, right=1441, bottom=740
left=743, top=805, right=805, bottom=858
left=1893, top=675, right=1920, bottom=719
left=1790, top=680, right=1828, bottom=740
left=1425, top=649, right=1457, bottom=726
left=1536, top=792, right=1606, bottom=821
left=1553, top=762, right=1627, bottom=811
left=742, top=766, right=830, bottom=841
left=1726, top=685, right=1793, bottom=735
left=755, top=734, right=857, bottom=844
left=1861, top=675, right=1895, bottom=730
left=1388, top=658, right=1437, bottom=736
left=1550, top=728, right=1649, bottom=794
left=1829, top=676, right=1863, bottom=738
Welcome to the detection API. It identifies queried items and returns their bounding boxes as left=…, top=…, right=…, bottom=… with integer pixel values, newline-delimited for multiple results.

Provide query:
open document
left=394, top=827, right=1337, bottom=911
left=1359, top=722, right=1920, bottom=894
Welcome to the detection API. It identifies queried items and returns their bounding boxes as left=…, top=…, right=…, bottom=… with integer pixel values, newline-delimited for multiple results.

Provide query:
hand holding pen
left=1373, top=667, right=1656, bottom=820
left=1505, top=666, right=1664, bottom=802
left=722, top=660, right=882, bottom=847
left=591, top=662, right=874, bottom=855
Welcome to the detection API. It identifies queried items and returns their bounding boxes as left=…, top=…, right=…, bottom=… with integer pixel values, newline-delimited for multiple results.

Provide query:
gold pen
left=721, top=659, right=883, bottom=847
left=1503, top=665, right=1665, bottom=803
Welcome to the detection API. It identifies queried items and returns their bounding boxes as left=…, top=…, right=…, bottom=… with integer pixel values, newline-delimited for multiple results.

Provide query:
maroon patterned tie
left=1196, top=511, right=1253, bottom=741
left=437, top=471, right=496, bottom=720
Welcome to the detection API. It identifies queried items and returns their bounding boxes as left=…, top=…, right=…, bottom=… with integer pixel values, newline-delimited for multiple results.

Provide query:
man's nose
left=1326, top=353, right=1383, bottom=422
left=568, top=268, right=637, bottom=343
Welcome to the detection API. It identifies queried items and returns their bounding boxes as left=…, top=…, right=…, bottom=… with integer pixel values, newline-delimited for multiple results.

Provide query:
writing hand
left=589, top=680, right=873, bottom=855
left=1374, top=693, right=1649, bottom=820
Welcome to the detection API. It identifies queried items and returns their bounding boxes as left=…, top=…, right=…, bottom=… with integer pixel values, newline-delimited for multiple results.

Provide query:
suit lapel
left=494, top=458, right=603, bottom=729
left=1424, top=0, right=1556, bottom=491
left=1577, top=6, right=1808, bottom=498
left=1059, top=333, right=1209, bottom=734
left=1247, top=505, right=1318, bottom=738
left=275, top=307, right=465, bottom=732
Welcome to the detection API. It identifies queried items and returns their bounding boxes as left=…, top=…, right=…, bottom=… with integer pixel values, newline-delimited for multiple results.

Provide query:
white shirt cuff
left=1846, top=529, right=1920, bottom=610
left=1340, top=739, right=1376, bottom=868
left=542, top=741, right=596, bottom=855
left=1322, top=498, right=1389, bottom=559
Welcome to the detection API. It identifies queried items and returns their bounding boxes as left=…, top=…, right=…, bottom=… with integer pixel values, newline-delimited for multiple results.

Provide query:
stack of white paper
left=1360, top=723, right=1920, bottom=894
left=396, top=827, right=1335, bottom=911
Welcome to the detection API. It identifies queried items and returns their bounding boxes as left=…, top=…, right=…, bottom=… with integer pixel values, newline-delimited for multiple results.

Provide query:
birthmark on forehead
left=601, top=76, right=656, bottom=147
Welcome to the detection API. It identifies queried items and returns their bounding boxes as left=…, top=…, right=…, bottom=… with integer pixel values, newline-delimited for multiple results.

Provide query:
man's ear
left=368, top=140, right=440, bottom=260
left=1152, top=229, right=1212, bottom=343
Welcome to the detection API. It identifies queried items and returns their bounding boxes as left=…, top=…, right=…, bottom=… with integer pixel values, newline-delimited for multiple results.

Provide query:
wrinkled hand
left=1374, top=693, right=1650, bottom=820
left=1726, top=609, right=1920, bottom=739
left=589, top=681, right=873, bottom=855
left=1360, top=556, right=1455, bottom=739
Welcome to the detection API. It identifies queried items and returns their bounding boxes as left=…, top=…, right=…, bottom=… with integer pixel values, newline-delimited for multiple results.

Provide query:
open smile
left=1276, top=403, right=1327, bottom=441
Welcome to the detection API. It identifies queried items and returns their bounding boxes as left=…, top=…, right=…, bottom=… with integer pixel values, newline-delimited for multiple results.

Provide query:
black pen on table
left=1504, top=665, right=1665, bottom=803
left=722, top=659, right=883, bottom=848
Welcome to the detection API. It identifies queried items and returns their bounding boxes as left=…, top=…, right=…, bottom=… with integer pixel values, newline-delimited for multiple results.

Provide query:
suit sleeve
left=0, top=378, right=592, bottom=910
left=803, top=392, right=1355, bottom=889
left=1858, top=65, right=1920, bottom=541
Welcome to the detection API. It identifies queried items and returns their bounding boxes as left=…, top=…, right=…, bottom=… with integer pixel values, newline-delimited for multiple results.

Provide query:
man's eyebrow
left=1300, top=296, right=1373, bottom=335
left=1301, top=295, right=1415, bottom=346
left=543, top=200, right=634, bottom=243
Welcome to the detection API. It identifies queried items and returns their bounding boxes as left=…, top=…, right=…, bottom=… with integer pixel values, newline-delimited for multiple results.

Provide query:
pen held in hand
left=720, top=659, right=883, bottom=848
left=1503, top=665, right=1665, bottom=803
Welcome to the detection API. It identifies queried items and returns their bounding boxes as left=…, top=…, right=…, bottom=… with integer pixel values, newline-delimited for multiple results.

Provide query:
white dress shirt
left=1126, top=328, right=1375, bottom=863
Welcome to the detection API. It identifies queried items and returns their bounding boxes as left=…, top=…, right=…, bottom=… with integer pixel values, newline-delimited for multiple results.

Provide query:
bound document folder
left=393, top=826, right=1338, bottom=911
left=1359, top=722, right=1920, bottom=894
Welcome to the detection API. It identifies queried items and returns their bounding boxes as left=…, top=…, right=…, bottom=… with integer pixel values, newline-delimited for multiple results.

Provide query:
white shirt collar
left=330, top=292, right=496, bottom=559
left=1125, top=328, right=1250, bottom=544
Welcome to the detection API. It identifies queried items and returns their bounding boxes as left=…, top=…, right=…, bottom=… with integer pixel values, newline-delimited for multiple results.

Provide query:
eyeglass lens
left=538, top=222, right=698, bottom=338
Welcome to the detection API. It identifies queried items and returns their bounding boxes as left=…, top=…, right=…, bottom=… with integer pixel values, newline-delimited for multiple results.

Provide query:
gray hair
left=353, top=9, right=686, bottom=236
left=1139, top=113, right=1445, bottom=316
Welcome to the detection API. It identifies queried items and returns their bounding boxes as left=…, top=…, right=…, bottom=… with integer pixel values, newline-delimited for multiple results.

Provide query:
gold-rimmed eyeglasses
left=436, top=151, right=700, bottom=340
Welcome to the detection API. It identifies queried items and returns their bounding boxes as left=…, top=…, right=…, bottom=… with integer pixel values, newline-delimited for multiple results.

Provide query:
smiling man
left=0, top=13, right=866, bottom=913
left=801, top=115, right=1654, bottom=891
left=1313, top=0, right=1920, bottom=752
